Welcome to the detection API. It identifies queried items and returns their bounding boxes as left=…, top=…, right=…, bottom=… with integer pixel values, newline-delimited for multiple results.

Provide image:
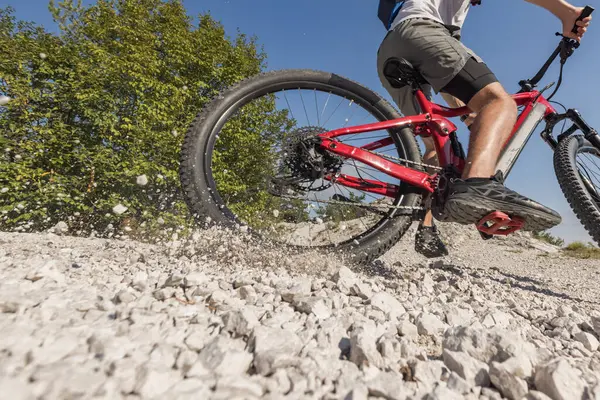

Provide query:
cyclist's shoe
left=442, top=172, right=562, bottom=231
left=415, top=222, right=449, bottom=258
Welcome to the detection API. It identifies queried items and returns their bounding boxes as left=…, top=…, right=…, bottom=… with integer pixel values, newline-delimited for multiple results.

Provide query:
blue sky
left=6, top=0, right=600, bottom=243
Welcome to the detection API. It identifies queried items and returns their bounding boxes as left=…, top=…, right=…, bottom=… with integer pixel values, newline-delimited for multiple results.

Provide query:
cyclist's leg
left=440, top=61, right=517, bottom=178
left=377, top=48, right=448, bottom=258
left=377, top=17, right=561, bottom=227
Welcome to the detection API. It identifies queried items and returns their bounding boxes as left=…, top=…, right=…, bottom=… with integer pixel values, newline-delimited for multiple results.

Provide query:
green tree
left=0, top=0, right=280, bottom=239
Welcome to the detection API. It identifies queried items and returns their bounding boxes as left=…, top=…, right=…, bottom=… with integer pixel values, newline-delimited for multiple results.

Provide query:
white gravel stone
left=184, top=329, right=207, bottom=352
left=397, top=319, right=419, bottom=339
left=534, top=358, right=587, bottom=400
left=366, top=370, right=407, bottom=399
left=136, top=175, right=149, bottom=186
left=350, top=282, right=373, bottom=300
left=445, top=306, right=474, bottom=326
left=222, top=309, right=259, bottom=337
left=442, top=349, right=490, bottom=387
left=412, top=360, right=448, bottom=388
left=183, top=271, right=205, bottom=288
left=0, top=377, right=34, bottom=400
left=591, top=316, right=600, bottom=337
left=292, top=296, right=331, bottom=319
left=214, top=375, right=264, bottom=398
left=35, top=334, right=80, bottom=365
left=417, top=312, right=448, bottom=336
left=52, top=221, right=69, bottom=235
left=135, top=367, right=180, bottom=399
left=281, top=279, right=312, bottom=302
left=344, top=384, right=369, bottom=400
left=176, top=349, right=198, bottom=374
left=489, top=361, right=528, bottom=400
left=425, top=383, right=463, bottom=400
left=334, top=266, right=358, bottom=295
left=446, top=371, right=471, bottom=394
left=349, top=322, right=384, bottom=369
left=166, top=378, right=210, bottom=399
left=524, top=391, right=554, bottom=400
left=252, top=326, right=303, bottom=375
left=370, top=292, right=405, bottom=320
left=196, top=336, right=252, bottom=376
left=573, top=331, right=600, bottom=351
left=238, top=285, right=258, bottom=304
left=112, top=204, right=128, bottom=215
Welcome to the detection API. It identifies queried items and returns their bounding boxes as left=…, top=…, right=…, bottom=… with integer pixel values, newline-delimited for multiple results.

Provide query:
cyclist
left=377, top=0, right=592, bottom=258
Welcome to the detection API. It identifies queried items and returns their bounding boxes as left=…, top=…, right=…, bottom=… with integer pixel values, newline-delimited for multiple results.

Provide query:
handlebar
left=518, top=5, right=594, bottom=93
left=572, top=5, right=594, bottom=34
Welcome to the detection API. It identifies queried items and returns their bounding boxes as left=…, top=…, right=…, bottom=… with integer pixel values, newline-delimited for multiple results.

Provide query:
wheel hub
left=270, top=126, right=343, bottom=195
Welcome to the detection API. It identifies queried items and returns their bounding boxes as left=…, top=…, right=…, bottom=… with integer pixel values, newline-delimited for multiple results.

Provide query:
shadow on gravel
left=359, top=260, right=404, bottom=280
left=428, top=260, right=600, bottom=306
left=489, top=267, right=545, bottom=286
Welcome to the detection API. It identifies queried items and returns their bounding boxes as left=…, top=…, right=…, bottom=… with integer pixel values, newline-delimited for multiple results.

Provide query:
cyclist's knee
left=468, top=83, right=517, bottom=115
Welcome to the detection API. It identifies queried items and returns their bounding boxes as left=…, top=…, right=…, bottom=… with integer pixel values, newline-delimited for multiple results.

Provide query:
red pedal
left=476, top=211, right=525, bottom=236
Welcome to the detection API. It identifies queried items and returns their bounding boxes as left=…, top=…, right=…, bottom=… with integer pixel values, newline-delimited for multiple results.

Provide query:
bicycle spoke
left=322, top=97, right=345, bottom=127
left=282, top=89, right=295, bottom=122
left=298, top=89, right=311, bottom=126
left=343, top=100, right=357, bottom=128
left=314, top=89, right=320, bottom=126
left=320, top=92, right=332, bottom=124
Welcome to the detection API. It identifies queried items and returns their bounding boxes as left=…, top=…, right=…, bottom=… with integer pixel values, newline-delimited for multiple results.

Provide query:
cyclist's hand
left=563, top=6, right=592, bottom=41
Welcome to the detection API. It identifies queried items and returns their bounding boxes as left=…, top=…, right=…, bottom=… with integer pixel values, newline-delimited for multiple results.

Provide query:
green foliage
left=0, top=1, right=268, bottom=239
left=565, top=241, right=587, bottom=251
left=563, top=241, right=600, bottom=259
left=532, top=230, right=565, bottom=247
left=316, top=192, right=368, bottom=224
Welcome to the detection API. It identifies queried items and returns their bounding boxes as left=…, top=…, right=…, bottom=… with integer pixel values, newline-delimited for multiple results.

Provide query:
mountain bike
left=179, top=6, right=599, bottom=264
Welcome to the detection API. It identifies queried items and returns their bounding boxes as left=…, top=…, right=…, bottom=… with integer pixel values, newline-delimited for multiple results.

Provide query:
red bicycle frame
left=317, top=89, right=557, bottom=197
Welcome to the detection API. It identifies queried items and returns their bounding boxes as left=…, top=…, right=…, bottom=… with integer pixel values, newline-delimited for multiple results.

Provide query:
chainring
left=431, top=165, right=461, bottom=221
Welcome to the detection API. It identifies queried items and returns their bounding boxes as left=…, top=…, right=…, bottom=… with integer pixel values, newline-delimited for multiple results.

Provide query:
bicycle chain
left=277, top=193, right=425, bottom=211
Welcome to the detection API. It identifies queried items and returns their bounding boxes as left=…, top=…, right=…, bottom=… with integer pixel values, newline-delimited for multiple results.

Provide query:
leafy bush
left=563, top=241, right=600, bottom=259
left=532, top=230, right=565, bottom=247
left=0, top=0, right=269, bottom=240
left=565, top=241, right=587, bottom=251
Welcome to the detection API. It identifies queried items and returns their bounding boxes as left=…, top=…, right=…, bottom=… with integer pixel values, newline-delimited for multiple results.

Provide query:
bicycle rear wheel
left=179, top=69, right=424, bottom=264
left=554, top=135, right=600, bottom=245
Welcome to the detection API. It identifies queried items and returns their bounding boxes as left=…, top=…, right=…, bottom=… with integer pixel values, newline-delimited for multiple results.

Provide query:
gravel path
left=1, top=223, right=599, bottom=399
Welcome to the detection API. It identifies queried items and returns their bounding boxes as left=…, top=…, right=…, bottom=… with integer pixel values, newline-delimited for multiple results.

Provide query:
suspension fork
left=542, top=109, right=600, bottom=149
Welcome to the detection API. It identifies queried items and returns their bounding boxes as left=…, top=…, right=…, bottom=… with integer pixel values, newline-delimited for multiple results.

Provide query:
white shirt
left=391, top=0, right=472, bottom=30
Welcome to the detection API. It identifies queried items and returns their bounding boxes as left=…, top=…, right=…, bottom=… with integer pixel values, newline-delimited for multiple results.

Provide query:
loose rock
left=489, top=361, right=528, bottom=400
left=442, top=349, right=490, bottom=387
left=252, top=326, right=303, bottom=375
left=534, top=358, right=587, bottom=400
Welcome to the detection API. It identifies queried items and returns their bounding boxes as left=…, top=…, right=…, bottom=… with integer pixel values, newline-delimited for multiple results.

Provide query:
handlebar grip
left=572, top=5, right=594, bottom=34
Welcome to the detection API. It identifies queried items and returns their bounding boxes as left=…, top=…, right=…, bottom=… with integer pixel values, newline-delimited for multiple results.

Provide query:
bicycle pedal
left=476, top=211, right=525, bottom=237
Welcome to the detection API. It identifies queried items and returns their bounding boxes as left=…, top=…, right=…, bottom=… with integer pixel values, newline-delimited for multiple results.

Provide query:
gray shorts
left=377, top=17, right=488, bottom=116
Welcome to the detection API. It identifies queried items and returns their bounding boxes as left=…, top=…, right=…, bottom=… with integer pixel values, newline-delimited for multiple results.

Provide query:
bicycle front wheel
left=554, top=135, right=600, bottom=245
left=179, top=69, right=424, bottom=264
